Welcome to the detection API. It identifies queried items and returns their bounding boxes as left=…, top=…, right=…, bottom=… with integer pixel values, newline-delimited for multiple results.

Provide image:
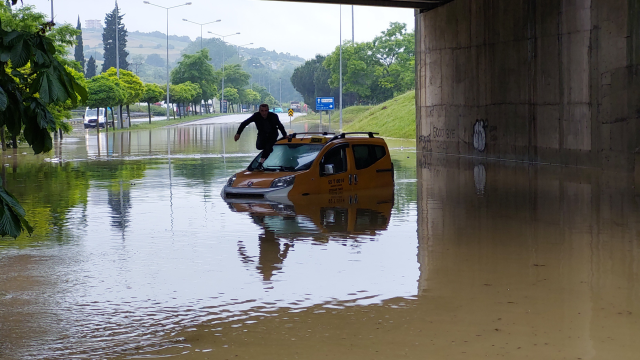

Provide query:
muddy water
left=0, top=124, right=638, bottom=359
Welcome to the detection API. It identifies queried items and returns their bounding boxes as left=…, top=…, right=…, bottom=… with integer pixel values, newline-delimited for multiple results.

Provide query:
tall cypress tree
left=74, top=16, right=85, bottom=75
left=101, top=2, right=129, bottom=73
left=86, top=56, right=97, bottom=78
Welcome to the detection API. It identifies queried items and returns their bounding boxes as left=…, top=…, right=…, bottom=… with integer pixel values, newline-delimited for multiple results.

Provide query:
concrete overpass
left=274, top=0, right=640, bottom=171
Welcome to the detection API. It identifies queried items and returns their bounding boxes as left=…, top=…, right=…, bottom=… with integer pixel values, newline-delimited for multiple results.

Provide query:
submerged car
left=221, top=132, right=395, bottom=202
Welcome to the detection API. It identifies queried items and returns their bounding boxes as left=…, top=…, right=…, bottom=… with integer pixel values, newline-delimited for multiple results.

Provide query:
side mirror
left=324, top=164, right=335, bottom=175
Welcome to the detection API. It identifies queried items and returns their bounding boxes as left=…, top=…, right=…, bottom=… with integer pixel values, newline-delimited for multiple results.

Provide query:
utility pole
left=339, top=5, right=343, bottom=132
left=352, top=5, right=354, bottom=44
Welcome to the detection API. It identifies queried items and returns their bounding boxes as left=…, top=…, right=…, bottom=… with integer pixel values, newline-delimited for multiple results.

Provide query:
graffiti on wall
left=473, top=120, right=487, bottom=152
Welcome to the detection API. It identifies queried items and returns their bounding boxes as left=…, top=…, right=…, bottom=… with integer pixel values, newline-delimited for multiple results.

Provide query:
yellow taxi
left=221, top=132, right=395, bottom=202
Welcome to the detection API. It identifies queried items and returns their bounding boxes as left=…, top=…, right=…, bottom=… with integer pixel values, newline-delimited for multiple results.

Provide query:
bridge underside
left=271, top=0, right=640, bottom=171
left=267, top=0, right=452, bottom=11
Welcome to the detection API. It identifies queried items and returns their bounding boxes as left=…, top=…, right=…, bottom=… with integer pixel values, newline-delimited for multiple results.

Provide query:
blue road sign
left=316, top=97, right=335, bottom=111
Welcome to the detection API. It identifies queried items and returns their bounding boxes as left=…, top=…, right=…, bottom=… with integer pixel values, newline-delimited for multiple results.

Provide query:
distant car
left=83, top=107, right=108, bottom=129
left=221, top=132, right=395, bottom=203
left=274, top=108, right=283, bottom=113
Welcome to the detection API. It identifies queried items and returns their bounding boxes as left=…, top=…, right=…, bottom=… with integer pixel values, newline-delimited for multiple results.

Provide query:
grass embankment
left=295, top=105, right=373, bottom=126
left=296, top=90, right=416, bottom=139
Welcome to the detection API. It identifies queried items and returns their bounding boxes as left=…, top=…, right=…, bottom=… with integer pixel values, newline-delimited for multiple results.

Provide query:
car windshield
left=86, top=109, right=103, bottom=117
left=249, top=143, right=324, bottom=171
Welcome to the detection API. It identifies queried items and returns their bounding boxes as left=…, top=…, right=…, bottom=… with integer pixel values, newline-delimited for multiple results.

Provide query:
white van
left=83, top=108, right=108, bottom=129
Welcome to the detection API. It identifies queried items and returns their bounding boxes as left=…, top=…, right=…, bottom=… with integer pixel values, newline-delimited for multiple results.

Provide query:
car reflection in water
left=225, top=187, right=394, bottom=281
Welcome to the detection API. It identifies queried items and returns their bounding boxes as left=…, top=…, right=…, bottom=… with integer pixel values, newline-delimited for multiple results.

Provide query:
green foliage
left=219, top=63, right=250, bottom=90
left=104, top=68, right=143, bottom=105
left=343, top=90, right=415, bottom=139
left=102, top=4, right=129, bottom=73
left=145, top=53, right=164, bottom=67
left=170, top=81, right=201, bottom=104
left=223, top=87, right=239, bottom=105
left=141, top=83, right=165, bottom=104
left=74, top=16, right=85, bottom=75
left=48, top=66, right=86, bottom=133
left=86, top=56, right=96, bottom=78
left=291, top=55, right=338, bottom=111
left=171, top=49, right=218, bottom=102
left=241, top=88, right=260, bottom=106
left=0, top=3, right=80, bottom=69
left=294, top=22, right=414, bottom=106
left=85, top=74, right=125, bottom=109
left=0, top=14, right=88, bottom=237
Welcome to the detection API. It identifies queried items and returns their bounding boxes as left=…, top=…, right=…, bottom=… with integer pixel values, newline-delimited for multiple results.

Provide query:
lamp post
left=279, top=77, right=282, bottom=106
left=182, top=18, right=221, bottom=49
left=339, top=5, right=343, bottom=132
left=208, top=31, right=240, bottom=113
left=143, top=1, right=192, bottom=121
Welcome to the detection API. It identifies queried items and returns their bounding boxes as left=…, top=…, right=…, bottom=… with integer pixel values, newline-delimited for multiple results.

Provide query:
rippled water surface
left=1, top=121, right=639, bottom=360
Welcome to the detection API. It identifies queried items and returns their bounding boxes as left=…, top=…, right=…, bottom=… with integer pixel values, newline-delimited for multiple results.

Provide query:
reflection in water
left=229, top=189, right=394, bottom=283
left=107, top=182, right=131, bottom=233
left=0, top=125, right=418, bottom=360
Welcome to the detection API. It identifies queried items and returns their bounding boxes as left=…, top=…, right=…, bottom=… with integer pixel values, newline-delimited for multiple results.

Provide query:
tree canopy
left=74, top=16, right=85, bottom=75
left=104, top=68, right=143, bottom=105
left=85, top=74, right=125, bottom=110
left=0, top=11, right=87, bottom=237
left=86, top=56, right=97, bottom=78
left=102, top=4, right=129, bottom=73
left=171, top=49, right=218, bottom=104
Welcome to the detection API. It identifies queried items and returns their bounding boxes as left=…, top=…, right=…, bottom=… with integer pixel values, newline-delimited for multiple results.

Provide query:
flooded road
left=0, top=122, right=638, bottom=359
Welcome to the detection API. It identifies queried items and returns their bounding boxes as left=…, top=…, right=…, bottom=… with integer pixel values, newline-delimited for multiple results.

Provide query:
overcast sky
left=21, top=0, right=415, bottom=59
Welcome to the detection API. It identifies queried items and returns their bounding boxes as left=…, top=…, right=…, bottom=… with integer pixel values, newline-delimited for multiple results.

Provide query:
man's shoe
left=256, top=163, right=264, bottom=171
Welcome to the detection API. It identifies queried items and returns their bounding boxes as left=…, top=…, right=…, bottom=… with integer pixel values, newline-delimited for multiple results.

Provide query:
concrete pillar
left=416, top=0, right=640, bottom=170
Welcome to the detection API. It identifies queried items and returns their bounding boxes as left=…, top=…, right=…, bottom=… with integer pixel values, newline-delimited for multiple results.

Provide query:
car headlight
left=270, top=175, right=295, bottom=188
left=226, top=174, right=237, bottom=187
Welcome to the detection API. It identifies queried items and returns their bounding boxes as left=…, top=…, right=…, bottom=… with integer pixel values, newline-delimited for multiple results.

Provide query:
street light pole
left=144, top=1, right=192, bottom=121
left=209, top=31, right=240, bottom=113
left=339, top=5, right=343, bottom=132
left=279, top=77, right=282, bottom=105
left=183, top=19, right=221, bottom=49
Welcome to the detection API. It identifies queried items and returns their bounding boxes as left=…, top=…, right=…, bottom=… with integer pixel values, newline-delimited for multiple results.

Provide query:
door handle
left=354, top=174, right=358, bottom=185
left=349, top=174, right=352, bottom=185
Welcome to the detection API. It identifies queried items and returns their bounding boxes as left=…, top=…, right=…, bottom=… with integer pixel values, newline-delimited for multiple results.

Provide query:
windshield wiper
left=264, top=165, right=296, bottom=171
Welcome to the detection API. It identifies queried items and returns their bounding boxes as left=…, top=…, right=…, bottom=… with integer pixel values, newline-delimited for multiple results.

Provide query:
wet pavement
left=0, top=122, right=638, bottom=359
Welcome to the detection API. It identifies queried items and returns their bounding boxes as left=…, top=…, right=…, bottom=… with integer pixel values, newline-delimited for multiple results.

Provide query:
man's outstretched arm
left=235, top=114, right=257, bottom=141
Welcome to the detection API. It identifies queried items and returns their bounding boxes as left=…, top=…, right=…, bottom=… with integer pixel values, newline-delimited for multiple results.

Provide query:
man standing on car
left=234, top=104, right=288, bottom=170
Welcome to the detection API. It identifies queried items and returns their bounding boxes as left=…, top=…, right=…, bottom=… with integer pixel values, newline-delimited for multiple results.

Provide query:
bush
left=129, top=103, right=170, bottom=116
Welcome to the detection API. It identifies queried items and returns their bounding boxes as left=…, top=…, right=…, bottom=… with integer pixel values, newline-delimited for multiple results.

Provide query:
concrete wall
left=416, top=0, right=640, bottom=169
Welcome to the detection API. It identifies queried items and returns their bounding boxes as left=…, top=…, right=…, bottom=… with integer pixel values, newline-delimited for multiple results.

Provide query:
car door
left=350, top=143, right=394, bottom=190
left=317, top=143, right=352, bottom=196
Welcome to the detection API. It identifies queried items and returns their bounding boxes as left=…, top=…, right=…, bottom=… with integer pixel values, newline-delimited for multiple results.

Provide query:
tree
left=372, top=22, right=415, bottom=95
left=218, top=63, right=250, bottom=90
left=101, top=3, right=129, bottom=73
left=171, top=49, right=218, bottom=114
left=74, top=16, right=85, bottom=75
left=291, top=55, right=338, bottom=111
left=140, top=83, right=164, bottom=124
left=241, top=89, right=260, bottom=111
left=104, top=68, right=143, bottom=125
left=86, top=74, right=125, bottom=128
left=86, top=56, right=97, bottom=78
left=223, top=87, right=239, bottom=112
left=0, top=17, right=87, bottom=237
left=145, top=53, right=165, bottom=68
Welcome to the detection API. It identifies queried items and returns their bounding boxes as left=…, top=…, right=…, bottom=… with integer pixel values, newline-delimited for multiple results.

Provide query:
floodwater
left=0, top=121, right=638, bottom=359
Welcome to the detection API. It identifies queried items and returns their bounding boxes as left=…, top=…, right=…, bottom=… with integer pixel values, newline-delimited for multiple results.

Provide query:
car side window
left=320, top=145, right=348, bottom=176
left=352, top=145, right=386, bottom=170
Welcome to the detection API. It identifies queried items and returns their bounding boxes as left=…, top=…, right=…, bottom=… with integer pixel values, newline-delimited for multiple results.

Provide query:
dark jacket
left=236, top=112, right=287, bottom=141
